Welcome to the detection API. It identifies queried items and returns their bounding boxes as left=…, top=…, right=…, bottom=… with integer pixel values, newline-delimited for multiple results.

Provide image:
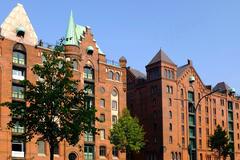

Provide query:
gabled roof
left=177, top=64, right=189, bottom=77
left=147, top=49, right=176, bottom=66
left=128, top=68, right=146, bottom=80
left=0, top=3, right=38, bottom=45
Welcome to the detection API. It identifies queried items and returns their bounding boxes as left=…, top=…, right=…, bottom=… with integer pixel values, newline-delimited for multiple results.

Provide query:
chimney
left=187, top=59, right=193, bottom=66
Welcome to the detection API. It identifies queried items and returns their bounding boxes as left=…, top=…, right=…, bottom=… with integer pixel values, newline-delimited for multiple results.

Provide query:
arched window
left=112, top=89, right=118, bottom=97
left=108, top=71, right=114, bottom=80
left=84, top=67, right=94, bottom=80
left=13, top=43, right=26, bottom=65
left=115, top=72, right=120, bottom=81
left=72, top=59, right=78, bottom=70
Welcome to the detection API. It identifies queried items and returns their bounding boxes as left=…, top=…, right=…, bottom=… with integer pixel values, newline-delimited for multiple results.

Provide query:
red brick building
left=0, top=3, right=127, bottom=160
left=127, top=49, right=240, bottom=160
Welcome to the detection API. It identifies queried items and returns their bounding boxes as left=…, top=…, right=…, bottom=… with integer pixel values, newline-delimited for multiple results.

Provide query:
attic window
left=16, top=26, right=25, bottom=37
left=86, top=46, right=94, bottom=55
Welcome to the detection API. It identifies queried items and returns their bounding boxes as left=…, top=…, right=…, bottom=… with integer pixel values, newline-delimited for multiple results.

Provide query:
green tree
left=110, top=108, right=145, bottom=158
left=209, top=125, right=231, bottom=160
left=1, top=41, right=96, bottom=160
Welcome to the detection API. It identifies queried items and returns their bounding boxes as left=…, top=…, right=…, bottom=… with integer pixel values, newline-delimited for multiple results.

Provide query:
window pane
left=100, top=129, right=105, bottom=140
left=100, top=146, right=106, bottom=156
left=112, top=115, right=117, bottom=124
left=37, top=141, right=45, bottom=154
left=100, top=99, right=105, bottom=107
left=112, top=101, right=118, bottom=111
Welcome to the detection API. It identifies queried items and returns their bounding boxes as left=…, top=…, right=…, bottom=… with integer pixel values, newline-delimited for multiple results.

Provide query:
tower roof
left=0, top=3, right=38, bottom=45
left=64, top=11, right=78, bottom=46
left=147, top=49, right=176, bottom=66
left=213, top=82, right=231, bottom=92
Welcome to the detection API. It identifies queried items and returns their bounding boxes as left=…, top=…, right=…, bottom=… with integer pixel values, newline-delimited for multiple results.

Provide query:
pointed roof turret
left=64, top=11, right=78, bottom=46
left=147, top=49, right=176, bottom=66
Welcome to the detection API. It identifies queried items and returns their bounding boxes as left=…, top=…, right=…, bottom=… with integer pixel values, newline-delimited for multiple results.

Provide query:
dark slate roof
left=177, top=64, right=189, bottom=77
left=213, top=82, right=231, bottom=92
left=147, top=49, right=176, bottom=66
left=129, top=68, right=146, bottom=79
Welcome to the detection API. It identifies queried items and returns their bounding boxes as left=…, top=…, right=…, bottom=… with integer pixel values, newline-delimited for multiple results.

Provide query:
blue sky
left=1, top=1, right=240, bottom=92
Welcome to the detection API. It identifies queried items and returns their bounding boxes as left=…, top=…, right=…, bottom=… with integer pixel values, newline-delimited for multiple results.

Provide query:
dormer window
left=16, top=26, right=25, bottom=38
left=86, top=46, right=94, bottom=55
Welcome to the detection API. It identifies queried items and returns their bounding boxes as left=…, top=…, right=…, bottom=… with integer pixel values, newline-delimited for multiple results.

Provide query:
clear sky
left=1, top=1, right=240, bottom=93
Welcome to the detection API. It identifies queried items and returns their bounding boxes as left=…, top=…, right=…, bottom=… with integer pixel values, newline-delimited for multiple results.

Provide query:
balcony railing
left=106, top=59, right=120, bottom=67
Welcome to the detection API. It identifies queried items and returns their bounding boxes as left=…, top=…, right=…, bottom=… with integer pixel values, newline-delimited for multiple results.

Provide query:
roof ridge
left=147, top=49, right=176, bottom=66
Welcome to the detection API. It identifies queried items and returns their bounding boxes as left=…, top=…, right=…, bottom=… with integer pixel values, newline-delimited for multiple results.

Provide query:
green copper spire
left=64, top=11, right=78, bottom=46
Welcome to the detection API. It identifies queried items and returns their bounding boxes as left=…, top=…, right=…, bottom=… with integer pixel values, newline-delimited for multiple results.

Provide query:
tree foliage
left=209, top=125, right=232, bottom=160
left=1, top=42, right=96, bottom=160
left=110, top=108, right=145, bottom=153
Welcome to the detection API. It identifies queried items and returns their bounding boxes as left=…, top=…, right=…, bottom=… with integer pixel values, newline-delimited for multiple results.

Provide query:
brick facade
left=0, top=4, right=126, bottom=160
left=127, top=50, right=240, bottom=160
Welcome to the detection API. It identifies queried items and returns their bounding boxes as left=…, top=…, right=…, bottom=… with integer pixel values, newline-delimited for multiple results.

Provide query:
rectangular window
left=112, top=147, right=118, bottom=157
left=12, top=122, right=24, bottom=133
left=199, top=128, right=202, bottom=137
left=214, top=119, right=217, bottom=126
left=206, top=117, right=209, bottom=124
left=12, top=68, right=25, bottom=80
left=37, top=141, right=45, bottom=154
left=13, top=51, right=25, bottom=65
left=100, top=129, right=105, bottom=140
left=236, top=103, right=239, bottom=110
left=181, top=113, right=184, bottom=123
left=220, top=99, right=225, bottom=106
left=112, top=115, right=118, bottom=124
left=199, top=139, right=202, bottom=148
left=189, top=115, right=195, bottom=126
left=12, top=139, right=24, bottom=158
left=213, top=108, right=216, bottom=115
left=181, top=125, right=184, bottom=136
left=182, top=137, right=185, bottom=146
left=12, top=85, right=24, bottom=99
left=198, top=116, right=201, bottom=125
left=99, top=146, right=106, bottom=156
left=169, top=136, right=173, bottom=144
left=85, top=97, right=94, bottom=108
left=84, top=145, right=94, bottom=160
left=229, top=123, right=234, bottom=131
left=100, top=99, right=105, bottom=108
left=84, top=83, right=94, bottom=95
left=112, top=100, right=118, bottom=111
left=189, top=127, right=195, bottom=137
left=228, top=112, right=233, bottom=121
left=84, top=132, right=94, bottom=142
left=206, top=128, right=209, bottom=136
left=99, top=114, right=105, bottom=122
left=54, top=144, right=59, bottom=155
left=84, top=68, right=94, bottom=80
left=205, top=106, right=209, bottom=113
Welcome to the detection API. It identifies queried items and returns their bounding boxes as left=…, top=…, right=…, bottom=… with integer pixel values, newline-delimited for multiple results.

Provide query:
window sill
left=38, top=153, right=46, bottom=157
